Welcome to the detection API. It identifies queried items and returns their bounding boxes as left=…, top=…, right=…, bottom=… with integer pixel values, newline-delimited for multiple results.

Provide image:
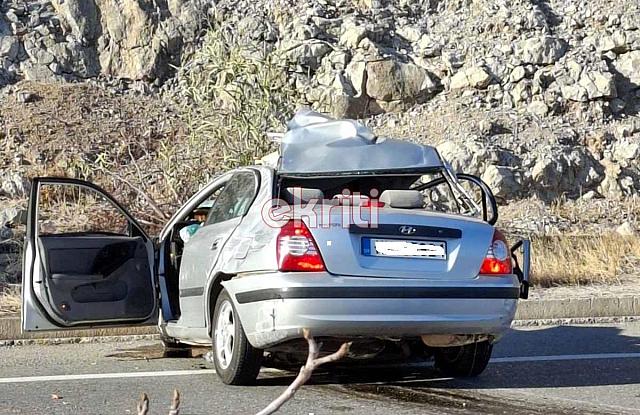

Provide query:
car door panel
left=22, top=177, right=158, bottom=332
left=37, top=235, right=155, bottom=322
left=177, top=217, right=242, bottom=327
left=156, top=174, right=232, bottom=322
left=175, top=169, right=259, bottom=328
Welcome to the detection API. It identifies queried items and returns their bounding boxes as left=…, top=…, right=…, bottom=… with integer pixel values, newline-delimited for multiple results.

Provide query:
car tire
left=212, top=288, right=263, bottom=385
left=433, top=340, right=493, bottom=377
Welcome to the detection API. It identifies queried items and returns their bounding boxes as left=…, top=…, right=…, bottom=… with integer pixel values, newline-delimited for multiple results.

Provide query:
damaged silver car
left=22, top=111, right=530, bottom=385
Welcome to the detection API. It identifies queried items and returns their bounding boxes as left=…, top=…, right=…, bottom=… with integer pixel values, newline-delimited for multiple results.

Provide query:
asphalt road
left=1, top=322, right=639, bottom=414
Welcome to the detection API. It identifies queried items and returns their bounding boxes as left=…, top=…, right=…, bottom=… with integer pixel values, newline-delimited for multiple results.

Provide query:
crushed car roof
left=277, top=110, right=443, bottom=175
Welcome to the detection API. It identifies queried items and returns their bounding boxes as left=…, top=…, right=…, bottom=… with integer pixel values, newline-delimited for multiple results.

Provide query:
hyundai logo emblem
left=399, top=226, right=417, bottom=235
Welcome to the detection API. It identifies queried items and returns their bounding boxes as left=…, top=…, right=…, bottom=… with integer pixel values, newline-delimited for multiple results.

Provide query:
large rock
left=345, top=58, right=367, bottom=97
left=481, top=165, right=520, bottom=199
left=314, top=71, right=368, bottom=118
left=0, top=206, right=26, bottom=227
left=339, top=25, right=367, bottom=49
left=531, top=148, right=604, bottom=199
left=51, top=0, right=99, bottom=41
left=578, top=71, right=617, bottom=99
left=396, top=25, right=422, bottom=43
left=365, top=59, right=439, bottom=102
left=613, top=50, right=640, bottom=86
left=613, top=139, right=640, bottom=162
left=283, top=42, right=332, bottom=71
left=0, top=36, right=20, bottom=61
left=527, top=100, right=548, bottom=116
left=598, top=159, right=626, bottom=198
left=415, top=34, right=442, bottom=57
left=616, top=222, right=636, bottom=237
left=560, top=83, right=588, bottom=102
left=588, top=31, right=628, bottom=53
left=450, top=66, right=492, bottom=90
left=436, top=140, right=494, bottom=176
left=563, top=70, right=617, bottom=101
left=517, top=36, right=568, bottom=65
left=0, top=173, right=29, bottom=199
left=97, top=0, right=166, bottom=80
left=46, top=0, right=208, bottom=82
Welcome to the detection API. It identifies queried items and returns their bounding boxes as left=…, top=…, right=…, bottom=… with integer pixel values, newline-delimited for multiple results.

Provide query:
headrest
left=283, top=187, right=325, bottom=204
left=379, top=190, right=423, bottom=209
left=332, top=194, right=370, bottom=206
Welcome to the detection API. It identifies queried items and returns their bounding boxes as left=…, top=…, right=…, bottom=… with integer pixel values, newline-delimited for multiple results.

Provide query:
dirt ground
left=1, top=81, right=188, bottom=228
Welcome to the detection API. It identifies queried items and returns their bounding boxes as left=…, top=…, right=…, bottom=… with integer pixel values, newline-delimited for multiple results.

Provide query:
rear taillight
left=479, top=229, right=512, bottom=275
left=277, top=220, right=325, bottom=272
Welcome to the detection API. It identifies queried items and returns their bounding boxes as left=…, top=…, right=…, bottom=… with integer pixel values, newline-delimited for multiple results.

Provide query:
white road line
left=491, top=352, right=640, bottom=363
left=2, top=352, right=639, bottom=384
left=0, top=369, right=216, bottom=384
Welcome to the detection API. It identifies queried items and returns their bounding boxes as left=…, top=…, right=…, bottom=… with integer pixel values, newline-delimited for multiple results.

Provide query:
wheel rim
left=214, top=300, right=235, bottom=369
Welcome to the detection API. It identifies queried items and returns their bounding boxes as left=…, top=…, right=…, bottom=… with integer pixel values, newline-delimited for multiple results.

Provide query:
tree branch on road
left=134, top=330, right=350, bottom=414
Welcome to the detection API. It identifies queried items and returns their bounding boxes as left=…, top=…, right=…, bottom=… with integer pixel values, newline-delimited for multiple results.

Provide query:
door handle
left=211, top=238, right=222, bottom=250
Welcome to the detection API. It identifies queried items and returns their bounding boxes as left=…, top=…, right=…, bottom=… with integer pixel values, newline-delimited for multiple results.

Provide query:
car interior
left=161, top=171, right=260, bottom=321
left=278, top=171, right=496, bottom=222
left=278, top=173, right=449, bottom=210
left=162, top=206, right=214, bottom=320
left=33, top=182, right=157, bottom=325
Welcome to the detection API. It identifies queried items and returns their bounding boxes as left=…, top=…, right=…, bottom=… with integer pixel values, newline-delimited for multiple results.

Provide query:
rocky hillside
left=1, top=0, right=640, bottom=286
left=4, top=0, right=637, bottom=200
left=204, top=0, right=640, bottom=204
left=0, top=0, right=212, bottom=86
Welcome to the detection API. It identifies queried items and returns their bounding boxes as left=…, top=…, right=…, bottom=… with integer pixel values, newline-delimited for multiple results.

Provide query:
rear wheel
left=212, top=289, right=262, bottom=385
left=433, top=340, right=493, bottom=377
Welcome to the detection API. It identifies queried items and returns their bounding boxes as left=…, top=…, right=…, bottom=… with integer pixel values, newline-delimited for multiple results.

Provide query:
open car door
left=22, top=177, right=158, bottom=332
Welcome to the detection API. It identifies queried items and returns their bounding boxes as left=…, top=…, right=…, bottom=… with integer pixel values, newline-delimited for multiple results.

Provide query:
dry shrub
left=169, top=23, right=298, bottom=188
left=0, top=285, right=20, bottom=316
left=531, top=233, right=640, bottom=287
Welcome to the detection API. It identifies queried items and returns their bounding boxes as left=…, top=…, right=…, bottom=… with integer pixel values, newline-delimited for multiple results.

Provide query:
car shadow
left=256, top=325, right=640, bottom=390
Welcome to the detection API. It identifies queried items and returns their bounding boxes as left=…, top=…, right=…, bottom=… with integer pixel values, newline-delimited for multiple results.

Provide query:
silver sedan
left=22, top=111, right=530, bottom=385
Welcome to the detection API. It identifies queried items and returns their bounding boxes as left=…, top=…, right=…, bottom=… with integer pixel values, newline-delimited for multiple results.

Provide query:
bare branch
left=255, top=329, right=351, bottom=415
left=133, top=331, right=348, bottom=415
left=137, top=393, right=149, bottom=415
left=95, top=165, right=169, bottom=220
left=169, top=389, right=181, bottom=415
left=127, top=142, right=146, bottom=186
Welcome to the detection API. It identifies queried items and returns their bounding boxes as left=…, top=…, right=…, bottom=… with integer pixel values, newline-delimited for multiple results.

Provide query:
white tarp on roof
left=277, top=109, right=443, bottom=175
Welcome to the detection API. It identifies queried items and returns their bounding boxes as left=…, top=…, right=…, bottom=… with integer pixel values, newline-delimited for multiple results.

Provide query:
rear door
left=22, top=178, right=157, bottom=332
left=177, top=170, right=259, bottom=326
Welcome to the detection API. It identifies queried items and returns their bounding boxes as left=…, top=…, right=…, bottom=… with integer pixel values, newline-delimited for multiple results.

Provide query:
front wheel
left=212, top=289, right=263, bottom=385
left=433, top=340, right=493, bottom=377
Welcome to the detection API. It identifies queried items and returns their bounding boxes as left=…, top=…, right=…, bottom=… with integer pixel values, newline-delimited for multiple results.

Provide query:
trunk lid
left=301, top=206, right=494, bottom=280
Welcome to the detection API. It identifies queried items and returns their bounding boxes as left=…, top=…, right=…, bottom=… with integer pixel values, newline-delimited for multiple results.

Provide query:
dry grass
left=548, top=196, right=640, bottom=229
left=0, top=286, right=20, bottom=316
left=531, top=233, right=640, bottom=287
left=499, top=197, right=640, bottom=287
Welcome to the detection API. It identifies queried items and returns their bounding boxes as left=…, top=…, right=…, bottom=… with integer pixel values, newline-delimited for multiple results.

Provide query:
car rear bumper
left=223, top=273, right=520, bottom=349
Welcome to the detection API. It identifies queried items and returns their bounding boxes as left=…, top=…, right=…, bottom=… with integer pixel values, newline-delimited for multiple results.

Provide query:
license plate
left=362, top=238, right=447, bottom=260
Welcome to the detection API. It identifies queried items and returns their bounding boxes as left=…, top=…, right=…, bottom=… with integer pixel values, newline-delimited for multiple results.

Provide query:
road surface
left=1, top=322, right=639, bottom=414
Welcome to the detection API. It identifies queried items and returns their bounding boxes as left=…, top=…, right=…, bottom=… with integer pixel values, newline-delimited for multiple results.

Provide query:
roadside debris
left=136, top=330, right=350, bottom=415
